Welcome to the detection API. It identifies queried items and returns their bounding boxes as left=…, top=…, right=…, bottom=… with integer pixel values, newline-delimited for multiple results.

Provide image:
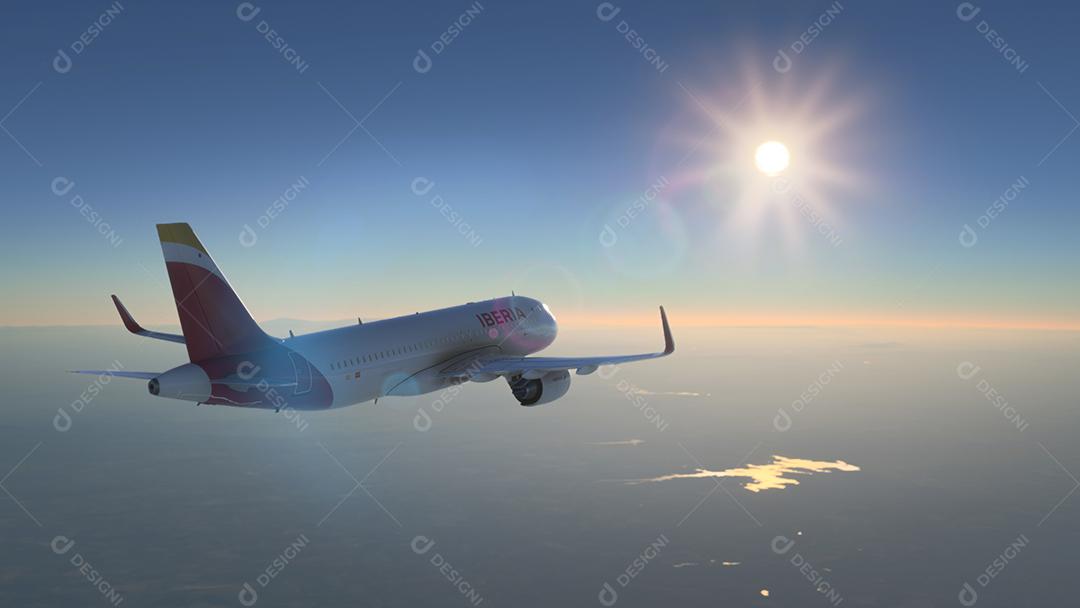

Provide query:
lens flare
left=754, top=141, right=790, bottom=175
left=657, top=58, right=872, bottom=260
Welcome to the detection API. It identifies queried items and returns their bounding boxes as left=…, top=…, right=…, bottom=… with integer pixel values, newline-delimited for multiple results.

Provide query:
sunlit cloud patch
left=628, top=388, right=711, bottom=397
left=588, top=439, right=646, bottom=446
left=632, top=455, right=859, bottom=492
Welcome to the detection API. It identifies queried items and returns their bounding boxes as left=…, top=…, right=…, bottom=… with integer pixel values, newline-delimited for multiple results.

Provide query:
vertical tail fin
left=157, top=223, right=272, bottom=362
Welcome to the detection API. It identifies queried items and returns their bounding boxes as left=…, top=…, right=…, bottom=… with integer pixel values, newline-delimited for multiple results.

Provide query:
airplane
left=73, top=223, right=674, bottom=411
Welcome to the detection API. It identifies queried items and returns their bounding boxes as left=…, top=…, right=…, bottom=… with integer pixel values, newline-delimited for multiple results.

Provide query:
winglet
left=112, top=295, right=144, bottom=334
left=660, top=306, right=674, bottom=355
left=110, top=295, right=186, bottom=344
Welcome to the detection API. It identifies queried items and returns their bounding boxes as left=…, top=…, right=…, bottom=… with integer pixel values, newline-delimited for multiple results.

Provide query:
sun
left=658, top=60, right=869, bottom=257
left=754, top=140, right=790, bottom=175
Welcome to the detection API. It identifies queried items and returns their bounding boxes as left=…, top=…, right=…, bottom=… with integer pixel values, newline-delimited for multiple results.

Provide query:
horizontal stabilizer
left=69, top=370, right=160, bottom=380
left=112, top=295, right=185, bottom=344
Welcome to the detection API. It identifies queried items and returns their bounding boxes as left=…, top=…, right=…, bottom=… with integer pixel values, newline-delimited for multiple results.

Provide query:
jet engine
left=148, top=363, right=211, bottom=402
left=507, top=370, right=571, bottom=406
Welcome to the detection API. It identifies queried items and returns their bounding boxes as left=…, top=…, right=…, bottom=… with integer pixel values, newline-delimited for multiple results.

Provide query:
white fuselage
left=286, top=296, right=558, bottom=408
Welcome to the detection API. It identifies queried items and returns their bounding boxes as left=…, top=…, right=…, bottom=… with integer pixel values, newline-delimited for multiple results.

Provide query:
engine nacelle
left=508, top=370, right=571, bottom=406
left=148, top=363, right=211, bottom=402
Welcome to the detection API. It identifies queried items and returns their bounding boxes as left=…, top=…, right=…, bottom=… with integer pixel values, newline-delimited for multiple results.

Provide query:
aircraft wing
left=444, top=306, right=674, bottom=379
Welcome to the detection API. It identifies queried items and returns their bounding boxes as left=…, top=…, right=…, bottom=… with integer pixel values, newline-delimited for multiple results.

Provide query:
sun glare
left=659, top=60, right=869, bottom=257
left=754, top=140, right=790, bottom=175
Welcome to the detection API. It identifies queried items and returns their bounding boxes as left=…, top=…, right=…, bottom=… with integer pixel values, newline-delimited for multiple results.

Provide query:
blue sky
left=2, top=0, right=1078, bottom=326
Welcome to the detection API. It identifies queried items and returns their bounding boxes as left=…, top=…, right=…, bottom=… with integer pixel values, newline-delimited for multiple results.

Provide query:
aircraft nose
left=537, top=303, right=558, bottom=346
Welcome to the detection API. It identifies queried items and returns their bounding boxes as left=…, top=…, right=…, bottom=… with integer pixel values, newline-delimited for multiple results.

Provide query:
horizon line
left=4, top=314, right=1079, bottom=332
